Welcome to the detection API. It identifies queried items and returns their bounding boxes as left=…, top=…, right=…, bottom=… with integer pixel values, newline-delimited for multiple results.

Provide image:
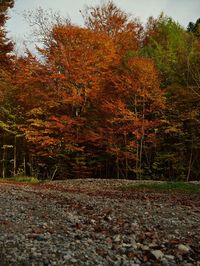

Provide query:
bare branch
left=23, top=7, right=71, bottom=47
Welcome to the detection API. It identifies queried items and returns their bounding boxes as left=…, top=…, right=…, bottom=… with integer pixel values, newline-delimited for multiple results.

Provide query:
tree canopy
left=0, top=1, right=200, bottom=181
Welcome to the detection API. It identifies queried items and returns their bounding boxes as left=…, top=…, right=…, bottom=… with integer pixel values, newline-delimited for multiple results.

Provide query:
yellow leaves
left=28, top=119, right=47, bottom=129
left=164, top=126, right=181, bottom=134
left=22, top=126, right=60, bottom=148
left=28, top=107, right=44, bottom=117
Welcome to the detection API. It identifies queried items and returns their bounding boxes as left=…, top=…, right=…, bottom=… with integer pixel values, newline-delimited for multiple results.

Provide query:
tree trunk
left=2, top=146, right=6, bottom=178
left=186, top=137, right=194, bottom=182
left=13, top=136, right=17, bottom=176
left=135, top=94, right=139, bottom=179
left=124, top=133, right=128, bottom=179
left=116, top=153, right=120, bottom=179
left=23, top=153, right=26, bottom=176
left=139, top=98, right=145, bottom=180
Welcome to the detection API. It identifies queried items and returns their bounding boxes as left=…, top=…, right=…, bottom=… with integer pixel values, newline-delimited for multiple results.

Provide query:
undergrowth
left=0, top=176, right=41, bottom=184
left=120, top=182, right=200, bottom=193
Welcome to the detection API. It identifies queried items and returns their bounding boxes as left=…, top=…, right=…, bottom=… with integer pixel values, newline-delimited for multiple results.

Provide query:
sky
left=5, top=0, right=200, bottom=53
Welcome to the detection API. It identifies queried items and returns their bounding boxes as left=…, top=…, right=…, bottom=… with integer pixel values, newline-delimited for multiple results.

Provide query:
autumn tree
left=13, top=16, right=166, bottom=179
left=98, top=57, right=164, bottom=178
left=14, top=25, right=119, bottom=178
left=81, top=1, right=142, bottom=56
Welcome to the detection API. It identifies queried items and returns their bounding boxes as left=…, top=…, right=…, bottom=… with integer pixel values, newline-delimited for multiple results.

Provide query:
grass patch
left=0, top=176, right=41, bottom=184
left=120, top=182, right=200, bottom=193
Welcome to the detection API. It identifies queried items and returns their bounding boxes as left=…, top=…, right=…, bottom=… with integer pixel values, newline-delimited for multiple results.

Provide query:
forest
left=0, top=0, right=200, bottom=181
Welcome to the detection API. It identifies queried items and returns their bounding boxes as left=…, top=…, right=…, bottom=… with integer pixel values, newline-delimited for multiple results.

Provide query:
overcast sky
left=5, top=0, right=200, bottom=52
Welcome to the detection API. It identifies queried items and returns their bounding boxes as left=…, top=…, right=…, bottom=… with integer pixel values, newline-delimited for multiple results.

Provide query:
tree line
left=0, top=0, right=200, bottom=181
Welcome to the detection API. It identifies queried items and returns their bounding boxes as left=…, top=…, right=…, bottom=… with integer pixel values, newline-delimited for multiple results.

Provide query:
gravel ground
left=0, top=179, right=199, bottom=266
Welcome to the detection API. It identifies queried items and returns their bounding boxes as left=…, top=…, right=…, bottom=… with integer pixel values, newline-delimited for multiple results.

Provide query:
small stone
left=161, top=258, right=169, bottom=266
left=176, top=254, right=183, bottom=262
left=141, top=245, right=149, bottom=251
left=113, top=235, right=121, bottom=242
left=134, top=258, right=142, bottom=264
left=43, top=259, right=49, bottom=266
left=131, top=222, right=139, bottom=229
left=70, top=258, right=77, bottom=263
left=63, top=254, right=71, bottom=260
left=30, top=247, right=36, bottom=253
left=42, top=222, right=48, bottom=228
left=130, top=238, right=137, bottom=249
left=165, top=254, right=175, bottom=260
left=36, top=234, right=45, bottom=241
left=151, top=250, right=164, bottom=260
left=149, top=243, right=158, bottom=248
left=178, top=244, right=190, bottom=253
left=128, top=261, right=135, bottom=266
left=122, top=243, right=132, bottom=248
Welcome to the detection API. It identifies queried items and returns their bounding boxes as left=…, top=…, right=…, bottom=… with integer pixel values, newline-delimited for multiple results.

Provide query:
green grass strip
left=120, top=182, right=200, bottom=193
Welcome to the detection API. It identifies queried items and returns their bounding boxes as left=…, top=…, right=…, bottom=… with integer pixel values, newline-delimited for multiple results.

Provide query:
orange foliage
left=82, top=1, right=142, bottom=55
left=13, top=6, right=165, bottom=177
